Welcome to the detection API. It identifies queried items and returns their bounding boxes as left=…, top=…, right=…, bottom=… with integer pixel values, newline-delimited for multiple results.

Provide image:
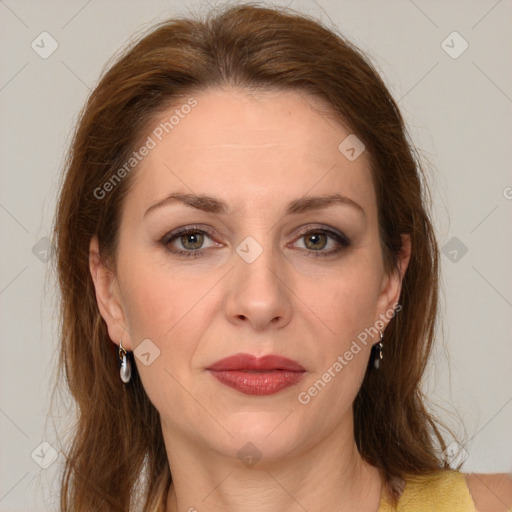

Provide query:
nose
left=224, top=241, right=293, bottom=332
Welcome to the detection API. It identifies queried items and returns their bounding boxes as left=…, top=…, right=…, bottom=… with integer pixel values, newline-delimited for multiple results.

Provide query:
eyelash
left=159, top=224, right=351, bottom=259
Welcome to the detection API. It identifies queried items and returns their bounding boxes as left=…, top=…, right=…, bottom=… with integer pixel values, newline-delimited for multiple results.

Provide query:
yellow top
left=378, top=470, right=478, bottom=511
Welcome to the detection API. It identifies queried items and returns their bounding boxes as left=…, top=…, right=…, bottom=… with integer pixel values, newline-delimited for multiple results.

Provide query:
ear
left=89, top=235, right=134, bottom=350
left=375, top=234, right=411, bottom=327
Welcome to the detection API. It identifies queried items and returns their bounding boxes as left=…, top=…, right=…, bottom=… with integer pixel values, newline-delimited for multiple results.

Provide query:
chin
left=210, top=410, right=306, bottom=463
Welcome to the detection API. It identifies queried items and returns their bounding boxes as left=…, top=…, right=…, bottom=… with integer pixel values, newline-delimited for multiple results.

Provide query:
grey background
left=1, top=0, right=511, bottom=510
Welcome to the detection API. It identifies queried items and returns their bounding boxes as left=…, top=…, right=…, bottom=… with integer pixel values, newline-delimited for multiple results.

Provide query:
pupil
left=306, top=233, right=326, bottom=250
left=182, top=232, right=203, bottom=249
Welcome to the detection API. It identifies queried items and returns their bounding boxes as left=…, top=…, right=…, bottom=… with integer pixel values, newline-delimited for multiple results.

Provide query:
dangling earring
left=119, top=339, right=132, bottom=384
left=371, top=331, right=384, bottom=370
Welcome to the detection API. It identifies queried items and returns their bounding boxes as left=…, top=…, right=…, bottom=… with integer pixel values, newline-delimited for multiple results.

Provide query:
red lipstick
left=207, top=353, right=305, bottom=396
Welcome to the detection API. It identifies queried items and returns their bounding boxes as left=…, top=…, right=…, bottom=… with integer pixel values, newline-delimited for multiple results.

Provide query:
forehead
left=126, top=87, right=376, bottom=218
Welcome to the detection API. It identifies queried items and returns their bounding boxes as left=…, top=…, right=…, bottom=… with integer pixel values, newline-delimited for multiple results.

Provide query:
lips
left=207, top=353, right=305, bottom=396
left=207, top=353, right=305, bottom=372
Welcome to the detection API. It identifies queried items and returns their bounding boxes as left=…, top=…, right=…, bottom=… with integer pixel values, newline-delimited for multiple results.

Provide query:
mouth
left=207, top=353, right=305, bottom=396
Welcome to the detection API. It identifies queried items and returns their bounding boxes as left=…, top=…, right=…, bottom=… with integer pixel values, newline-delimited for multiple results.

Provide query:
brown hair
left=52, top=3, right=452, bottom=510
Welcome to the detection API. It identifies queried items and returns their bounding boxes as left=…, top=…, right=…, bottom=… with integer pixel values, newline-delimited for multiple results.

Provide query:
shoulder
left=465, top=473, right=512, bottom=512
left=389, top=470, right=477, bottom=511
left=382, top=471, right=512, bottom=512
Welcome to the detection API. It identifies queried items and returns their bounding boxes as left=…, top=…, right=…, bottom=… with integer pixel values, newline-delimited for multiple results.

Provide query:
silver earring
left=119, top=339, right=132, bottom=384
left=372, top=331, right=384, bottom=370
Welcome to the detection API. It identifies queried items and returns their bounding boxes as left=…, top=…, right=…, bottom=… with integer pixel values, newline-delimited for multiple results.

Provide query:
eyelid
left=160, top=225, right=220, bottom=247
left=160, top=223, right=351, bottom=258
left=160, top=223, right=348, bottom=242
left=293, top=223, right=351, bottom=245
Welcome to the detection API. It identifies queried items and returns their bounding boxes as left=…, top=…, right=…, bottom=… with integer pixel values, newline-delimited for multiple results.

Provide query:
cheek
left=119, top=258, right=210, bottom=417
left=294, top=256, right=382, bottom=412
left=305, top=253, right=383, bottom=343
left=319, top=282, right=378, bottom=337
left=119, top=248, right=210, bottom=340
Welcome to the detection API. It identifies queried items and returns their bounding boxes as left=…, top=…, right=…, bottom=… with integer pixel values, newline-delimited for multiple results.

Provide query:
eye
left=174, top=231, right=207, bottom=251
left=292, top=225, right=351, bottom=257
left=160, top=224, right=351, bottom=259
left=160, top=226, right=219, bottom=258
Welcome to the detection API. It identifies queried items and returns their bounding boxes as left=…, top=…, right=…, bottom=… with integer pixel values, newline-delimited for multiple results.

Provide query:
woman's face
left=90, top=87, right=408, bottom=464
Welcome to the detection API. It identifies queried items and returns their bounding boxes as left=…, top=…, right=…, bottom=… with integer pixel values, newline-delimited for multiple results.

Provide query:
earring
left=119, top=339, right=132, bottom=384
left=371, top=331, right=384, bottom=370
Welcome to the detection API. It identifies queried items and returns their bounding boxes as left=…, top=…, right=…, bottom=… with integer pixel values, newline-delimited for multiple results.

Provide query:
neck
left=163, top=420, right=382, bottom=512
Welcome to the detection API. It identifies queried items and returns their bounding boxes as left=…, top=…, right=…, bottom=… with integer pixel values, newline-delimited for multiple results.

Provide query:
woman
left=52, top=3, right=512, bottom=511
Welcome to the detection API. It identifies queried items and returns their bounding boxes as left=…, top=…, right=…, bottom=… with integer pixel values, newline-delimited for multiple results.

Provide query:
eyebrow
left=143, top=192, right=365, bottom=218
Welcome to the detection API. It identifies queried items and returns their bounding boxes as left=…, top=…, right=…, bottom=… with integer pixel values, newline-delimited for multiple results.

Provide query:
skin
left=466, top=473, right=512, bottom=512
left=89, top=86, right=412, bottom=512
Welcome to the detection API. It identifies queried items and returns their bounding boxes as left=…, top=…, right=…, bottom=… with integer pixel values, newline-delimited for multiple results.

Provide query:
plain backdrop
left=1, top=0, right=511, bottom=510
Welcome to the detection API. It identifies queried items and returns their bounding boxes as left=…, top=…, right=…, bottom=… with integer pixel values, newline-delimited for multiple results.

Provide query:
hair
left=52, top=2, right=453, bottom=511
